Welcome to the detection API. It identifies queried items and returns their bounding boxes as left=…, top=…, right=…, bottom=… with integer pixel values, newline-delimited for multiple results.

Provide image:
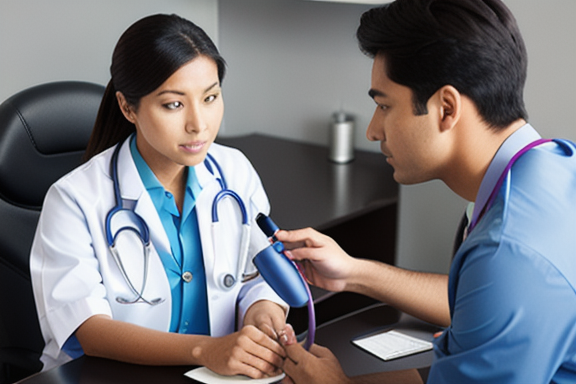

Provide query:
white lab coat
left=30, top=140, right=286, bottom=371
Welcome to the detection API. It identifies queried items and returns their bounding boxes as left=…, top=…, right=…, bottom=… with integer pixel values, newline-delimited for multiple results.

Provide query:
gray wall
left=0, top=0, right=218, bottom=102
left=1, top=0, right=575, bottom=274
left=218, top=0, right=576, bottom=274
left=218, top=0, right=380, bottom=152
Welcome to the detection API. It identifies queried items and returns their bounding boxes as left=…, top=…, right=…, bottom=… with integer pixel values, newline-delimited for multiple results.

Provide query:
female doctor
left=30, top=14, right=287, bottom=379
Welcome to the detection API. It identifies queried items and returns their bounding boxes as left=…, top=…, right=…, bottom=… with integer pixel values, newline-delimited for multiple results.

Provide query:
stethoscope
left=106, top=140, right=257, bottom=306
left=467, top=138, right=572, bottom=234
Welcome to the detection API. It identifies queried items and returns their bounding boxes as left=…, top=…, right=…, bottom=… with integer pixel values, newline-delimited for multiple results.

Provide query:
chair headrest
left=0, top=81, right=105, bottom=209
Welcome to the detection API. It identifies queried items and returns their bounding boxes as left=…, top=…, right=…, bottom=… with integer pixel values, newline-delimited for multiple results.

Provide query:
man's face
left=366, top=54, right=448, bottom=185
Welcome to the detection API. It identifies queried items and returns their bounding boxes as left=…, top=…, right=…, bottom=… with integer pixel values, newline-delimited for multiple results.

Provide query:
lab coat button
left=182, top=271, right=193, bottom=283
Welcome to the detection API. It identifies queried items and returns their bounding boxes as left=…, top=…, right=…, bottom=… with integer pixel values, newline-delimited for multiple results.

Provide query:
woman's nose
left=185, top=106, right=206, bottom=133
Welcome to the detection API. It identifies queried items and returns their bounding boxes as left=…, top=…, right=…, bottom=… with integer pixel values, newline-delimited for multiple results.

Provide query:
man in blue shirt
left=274, top=0, right=576, bottom=383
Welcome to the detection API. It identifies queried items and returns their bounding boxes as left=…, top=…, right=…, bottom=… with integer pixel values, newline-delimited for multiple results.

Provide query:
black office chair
left=0, top=81, right=105, bottom=383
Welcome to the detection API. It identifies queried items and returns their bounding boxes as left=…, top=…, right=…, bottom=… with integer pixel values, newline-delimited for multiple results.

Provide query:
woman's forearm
left=75, top=314, right=208, bottom=366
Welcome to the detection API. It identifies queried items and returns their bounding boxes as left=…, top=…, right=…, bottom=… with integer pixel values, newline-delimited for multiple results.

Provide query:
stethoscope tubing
left=106, top=140, right=254, bottom=305
left=468, top=138, right=572, bottom=234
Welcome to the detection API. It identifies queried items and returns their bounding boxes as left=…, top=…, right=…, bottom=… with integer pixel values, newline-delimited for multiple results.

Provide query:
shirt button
left=182, top=271, right=193, bottom=283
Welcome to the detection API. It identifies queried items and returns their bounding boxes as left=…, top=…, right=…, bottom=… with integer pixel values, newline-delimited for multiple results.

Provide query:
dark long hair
left=357, top=0, right=528, bottom=129
left=83, top=14, right=226, bottom=161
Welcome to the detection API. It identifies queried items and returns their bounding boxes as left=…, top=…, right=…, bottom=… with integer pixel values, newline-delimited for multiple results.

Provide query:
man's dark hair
left=357, top=0, right=528, bottom=128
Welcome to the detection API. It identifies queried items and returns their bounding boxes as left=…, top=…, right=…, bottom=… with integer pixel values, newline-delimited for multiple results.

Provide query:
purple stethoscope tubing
left=467, top=138, right=553, bottom=233
left=297, top=264, right=316, bottom=350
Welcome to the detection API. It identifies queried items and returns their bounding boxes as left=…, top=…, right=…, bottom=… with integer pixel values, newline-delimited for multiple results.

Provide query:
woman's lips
left=180, top=141, right=206, bottom=153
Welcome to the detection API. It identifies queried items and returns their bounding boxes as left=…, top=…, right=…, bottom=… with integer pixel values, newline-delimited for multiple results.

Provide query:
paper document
left=352, top=330, right=433, bottom=361
left=184, top=366, right=285, bottom=384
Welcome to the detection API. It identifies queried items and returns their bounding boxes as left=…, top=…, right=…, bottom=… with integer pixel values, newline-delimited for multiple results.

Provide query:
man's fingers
left=308, top=343, right=330, bottom=357
left=279, top=324, right=311, bottom=366
left=281, top=343, right=306, bottom=383
left=276, top=228, right=323, bottom=250
left=280, top=375, right=296, bottom=384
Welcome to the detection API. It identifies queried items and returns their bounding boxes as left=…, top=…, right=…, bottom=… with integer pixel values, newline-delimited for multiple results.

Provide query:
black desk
left=216, top=134, right=398, bottom=231
left=217, top=134, right=399, bottom=331
left=315, top=304, right=438, bottom=377
left=17, top=304, right=438, bottom=384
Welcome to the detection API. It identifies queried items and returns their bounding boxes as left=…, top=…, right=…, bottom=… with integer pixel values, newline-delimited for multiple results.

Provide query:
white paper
left=352, top=330, right=433, bottom=361
left=184, top=366, right=285, bottom=384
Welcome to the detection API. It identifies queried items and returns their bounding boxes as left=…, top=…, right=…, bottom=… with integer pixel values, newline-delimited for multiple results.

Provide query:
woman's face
left=119, top=55, right=224, bottom=179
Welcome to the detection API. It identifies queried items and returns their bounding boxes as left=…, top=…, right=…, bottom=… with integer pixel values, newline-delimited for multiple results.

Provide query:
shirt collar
left=129, top=135, right=202, bottom=214
left=470, top=123, right=540, bottom=226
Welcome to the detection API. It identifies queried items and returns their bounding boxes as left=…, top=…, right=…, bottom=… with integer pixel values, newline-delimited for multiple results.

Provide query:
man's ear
left=437, top=85, right=461, bottom=132
left=116, top=91, right=136, bottom=124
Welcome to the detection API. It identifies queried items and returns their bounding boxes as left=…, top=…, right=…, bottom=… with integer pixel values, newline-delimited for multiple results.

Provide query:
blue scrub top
left=130, top=137, right=210, bottom=335
left=429, top=125, right=576, bottom=383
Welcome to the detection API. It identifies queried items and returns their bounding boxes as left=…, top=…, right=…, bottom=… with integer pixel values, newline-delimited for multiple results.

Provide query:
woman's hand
left=195, top=323, right=285, bottom=379
left=195, top=300, right=286, bottom=378
left=243, top=300, right=287, bottom=342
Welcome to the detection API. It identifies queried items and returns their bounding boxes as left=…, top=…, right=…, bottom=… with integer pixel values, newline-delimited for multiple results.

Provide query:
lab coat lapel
left=194, top=159, right=220, bottom=285
left=115, top=140, right=171, bottom=258
left=195, top=156, right=242, bottom=336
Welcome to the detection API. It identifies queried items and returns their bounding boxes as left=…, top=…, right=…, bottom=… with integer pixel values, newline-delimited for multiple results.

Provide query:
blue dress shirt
left=429, top=125, right=576, bottom=383
left=130, top=137, right=210, bottom=335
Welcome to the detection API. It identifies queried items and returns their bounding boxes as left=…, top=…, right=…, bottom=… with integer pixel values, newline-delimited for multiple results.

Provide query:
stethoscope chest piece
left=223, top=274, right=235, bottom=288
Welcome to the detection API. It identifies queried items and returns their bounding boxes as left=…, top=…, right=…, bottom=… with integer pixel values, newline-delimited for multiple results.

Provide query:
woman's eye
left=164, top=101, right=183, bottom=110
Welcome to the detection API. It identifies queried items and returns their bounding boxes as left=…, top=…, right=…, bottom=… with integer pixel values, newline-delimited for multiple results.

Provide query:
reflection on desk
left=17, top=304, right=438, bottom=384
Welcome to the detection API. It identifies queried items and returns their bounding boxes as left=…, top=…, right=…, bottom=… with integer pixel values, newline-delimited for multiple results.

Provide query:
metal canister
left=328, top=111, right=355, bottom=163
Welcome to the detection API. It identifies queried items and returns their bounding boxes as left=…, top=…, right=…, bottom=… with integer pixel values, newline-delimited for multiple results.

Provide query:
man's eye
left=205, top=94, right=219, bottom=103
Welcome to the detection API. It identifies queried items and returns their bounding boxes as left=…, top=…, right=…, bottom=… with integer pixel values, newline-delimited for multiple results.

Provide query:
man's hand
left=276, top=228, right=358, bottom=293
left=279, top=324, right=352, bottom=384
left=278, top=324, right=423, bottom=384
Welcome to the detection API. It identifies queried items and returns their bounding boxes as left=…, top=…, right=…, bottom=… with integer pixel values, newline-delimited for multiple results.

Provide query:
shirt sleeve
left=428, top=240, right=576, bottom=383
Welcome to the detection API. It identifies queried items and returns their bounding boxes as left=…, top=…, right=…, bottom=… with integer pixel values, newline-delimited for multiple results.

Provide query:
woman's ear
left=437, top=85, right=461, bottom=132
left=116, top=91, right=136, bottom=124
